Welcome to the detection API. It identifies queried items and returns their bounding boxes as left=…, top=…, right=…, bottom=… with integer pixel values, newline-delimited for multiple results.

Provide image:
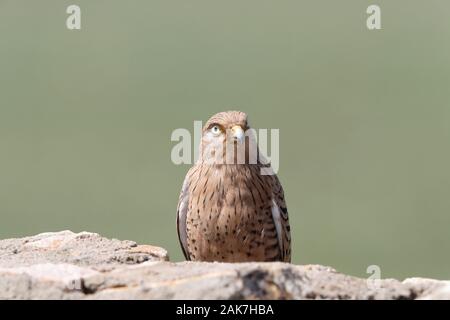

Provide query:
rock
left=402, top=278, right=450, bottom=300
left=0, top=230, right=169, bottom=271
left=0, top=231, right=448, bottom=299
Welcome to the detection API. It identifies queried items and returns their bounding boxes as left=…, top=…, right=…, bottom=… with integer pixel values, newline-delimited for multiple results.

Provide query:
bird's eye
left=211, top=125, right=221, bottom=135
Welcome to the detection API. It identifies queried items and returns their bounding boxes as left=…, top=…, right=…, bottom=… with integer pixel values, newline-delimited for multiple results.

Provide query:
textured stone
left=0, top=231, right=448, bottom=300
left=0, top=230, right=169, bottom=271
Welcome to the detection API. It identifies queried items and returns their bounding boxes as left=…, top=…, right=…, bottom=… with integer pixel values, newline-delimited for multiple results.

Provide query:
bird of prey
left=176, top=111, right=291, bottom=262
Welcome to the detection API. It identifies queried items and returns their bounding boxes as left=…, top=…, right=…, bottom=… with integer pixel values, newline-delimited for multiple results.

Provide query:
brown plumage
left=177, top=111, right=291, bottom=262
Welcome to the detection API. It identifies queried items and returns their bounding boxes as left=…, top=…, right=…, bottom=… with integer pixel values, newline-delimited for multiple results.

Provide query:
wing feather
left=176, top=172, right=191, bottom=260
left=270, top=175, right=291, bottom=262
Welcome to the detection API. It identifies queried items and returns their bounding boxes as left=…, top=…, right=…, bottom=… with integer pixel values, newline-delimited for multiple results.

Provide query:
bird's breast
left=186, top=164, right=274, bottom=262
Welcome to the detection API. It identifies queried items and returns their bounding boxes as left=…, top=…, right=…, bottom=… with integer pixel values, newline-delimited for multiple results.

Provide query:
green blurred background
left=1, top=0, right=449, bottom=280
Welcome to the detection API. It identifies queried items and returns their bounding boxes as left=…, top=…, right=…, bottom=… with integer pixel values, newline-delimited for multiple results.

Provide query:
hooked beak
left=231, top=125, right=245, bottom=144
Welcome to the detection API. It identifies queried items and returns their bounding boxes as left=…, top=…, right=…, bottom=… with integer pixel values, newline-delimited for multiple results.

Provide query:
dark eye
left=211, top=125, right=221, bottom=135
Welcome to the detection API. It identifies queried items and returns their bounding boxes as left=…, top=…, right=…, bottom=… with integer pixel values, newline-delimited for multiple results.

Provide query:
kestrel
left=176, top=111, right=291, bottom=262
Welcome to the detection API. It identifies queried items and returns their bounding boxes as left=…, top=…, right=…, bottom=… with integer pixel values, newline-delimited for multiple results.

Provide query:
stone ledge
left=0, top=231, right=448, bottom=300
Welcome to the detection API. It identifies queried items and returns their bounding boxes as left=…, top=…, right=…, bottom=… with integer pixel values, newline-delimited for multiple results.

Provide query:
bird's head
left=199, top=111, right=256, bottom=164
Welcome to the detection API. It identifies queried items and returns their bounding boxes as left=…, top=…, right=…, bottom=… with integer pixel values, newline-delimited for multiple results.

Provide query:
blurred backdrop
left=1, top=0, right=449, bottom=279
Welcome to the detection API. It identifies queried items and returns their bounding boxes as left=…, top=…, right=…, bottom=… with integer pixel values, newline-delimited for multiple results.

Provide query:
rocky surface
left=0, top=231, right=448, bottom=299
